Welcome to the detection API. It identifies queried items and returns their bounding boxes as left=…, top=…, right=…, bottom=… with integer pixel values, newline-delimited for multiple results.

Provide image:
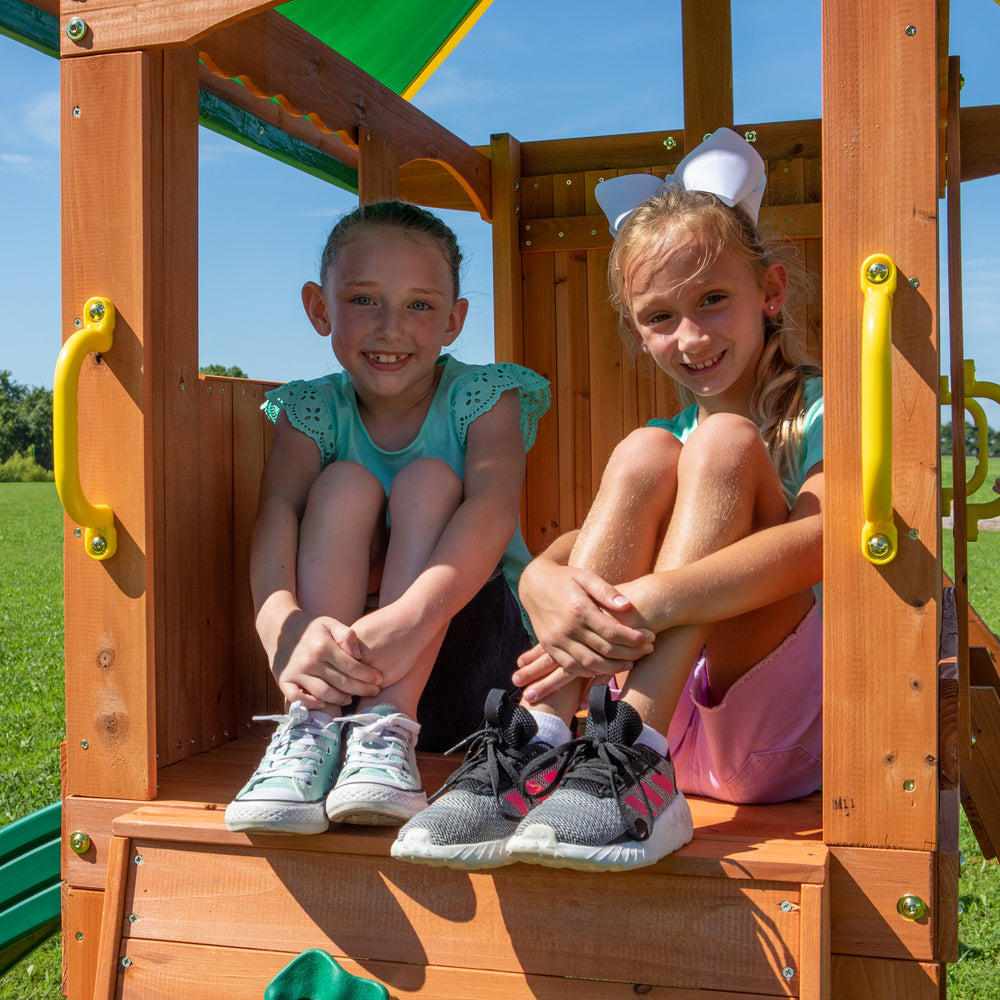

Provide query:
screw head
left=903, top=779, right=915, bottom=791
left=867, top=534, right=891, bottom=558
left=121, top=956, right=132, bottom=968
left=897, top=894, right=927, bottom=920
left=80, top=739, right=89, bottom=749
left=88, top=301, right=106, bottom=322
left=744, top=129, right=758, bottom=143
left=663, top=136, right=676, bottom=150
left=908, top=277, right=920, bottom=288
left=866, top=261, right=890, bottom=284
left=905, top=24, right=917, bottom=36
left=780, top=900, right=793, bottom=912
left=66, top=17, right=87, bottom=41
left=69, top=831, right=91, bottom=854
left=90, top=535, right=108, bottom=555
left=782, top=967, right=795, bottom=980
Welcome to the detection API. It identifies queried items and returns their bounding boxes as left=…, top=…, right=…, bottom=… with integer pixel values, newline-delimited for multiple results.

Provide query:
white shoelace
left=339, top=710, right=421, bottom=779
left=249, top=702, right=338, bottom=783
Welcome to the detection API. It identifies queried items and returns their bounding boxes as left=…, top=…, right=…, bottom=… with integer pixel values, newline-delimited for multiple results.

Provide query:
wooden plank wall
left=499, top=132, right=823, bottom=555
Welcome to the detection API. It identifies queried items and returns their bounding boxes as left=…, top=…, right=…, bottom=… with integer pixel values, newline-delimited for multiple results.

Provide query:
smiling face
left=625, top=231, right=787, bottom=417
left=302, top=225, right=468, bottom=413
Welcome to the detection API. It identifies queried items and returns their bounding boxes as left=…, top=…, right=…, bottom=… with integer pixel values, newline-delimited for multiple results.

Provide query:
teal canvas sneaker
left=325, top=705, right=426, bottom=826
left=224, top=702, right=342, bottom=835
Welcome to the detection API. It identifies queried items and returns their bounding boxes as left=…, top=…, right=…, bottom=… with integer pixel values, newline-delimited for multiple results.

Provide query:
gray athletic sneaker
left=325, top=705, right=426, bottom=825
left=505, top=685, right=693, bottom=870
left=224, top=702, right=341, bottom=835
left=391, top=689, right=554, bottom=869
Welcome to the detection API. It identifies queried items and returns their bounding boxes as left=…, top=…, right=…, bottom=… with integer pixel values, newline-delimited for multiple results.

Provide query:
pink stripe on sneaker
left=624, top=794, right=649, bottom=817
left=503, top=790, right=529, bottom=815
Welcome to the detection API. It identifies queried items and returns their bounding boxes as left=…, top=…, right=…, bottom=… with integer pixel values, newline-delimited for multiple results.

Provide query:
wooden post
left=821, top=2, right=941, bottom=850
left=357, top=128, right=400, bottom=203
left=681, top=0, right=734, bottom=148
left=61, top=46, right=201, bottom=796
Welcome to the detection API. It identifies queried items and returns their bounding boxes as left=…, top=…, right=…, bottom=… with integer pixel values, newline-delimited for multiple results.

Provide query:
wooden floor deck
left=65, top=729, right=834, bottom=999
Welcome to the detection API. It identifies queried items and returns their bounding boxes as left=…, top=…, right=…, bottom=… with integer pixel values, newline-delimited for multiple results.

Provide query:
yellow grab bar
left=860, top=254, right=898, bottom=565
left=941, top=359, right=1000, bottom=541
left=53, top=297, right=117, bottom=561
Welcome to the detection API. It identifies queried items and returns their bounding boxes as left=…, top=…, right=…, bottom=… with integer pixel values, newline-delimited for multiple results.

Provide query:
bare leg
left=531, top=427, right=683, bottom=722
left=296, top=461, right=386, bottom=715
left=619, top=413, right=814, bottom=733
left=358, top=457, right=462, bottom=718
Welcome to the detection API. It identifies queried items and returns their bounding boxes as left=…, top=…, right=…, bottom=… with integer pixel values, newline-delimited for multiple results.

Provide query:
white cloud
left=21, top=90, right=60, bottom=148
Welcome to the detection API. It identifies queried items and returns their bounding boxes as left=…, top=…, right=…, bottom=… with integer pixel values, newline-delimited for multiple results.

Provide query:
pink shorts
left=663, top=602, right=822, bottom=804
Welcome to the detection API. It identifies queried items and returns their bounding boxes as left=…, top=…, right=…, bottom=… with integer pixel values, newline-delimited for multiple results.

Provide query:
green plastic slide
left=0, top=802, right=62, bottom=976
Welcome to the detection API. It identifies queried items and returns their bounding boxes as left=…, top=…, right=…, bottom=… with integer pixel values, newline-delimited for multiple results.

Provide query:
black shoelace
left=520, top=734, right=658, bottom=841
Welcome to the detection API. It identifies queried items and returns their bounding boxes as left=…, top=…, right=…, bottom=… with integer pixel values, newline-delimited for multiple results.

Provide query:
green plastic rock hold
left=264, top=949, right=389, bottom=1000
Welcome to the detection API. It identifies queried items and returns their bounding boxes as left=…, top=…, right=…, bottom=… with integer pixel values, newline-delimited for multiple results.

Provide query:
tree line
left=0, top=366, right=248, bottom=482
left=941, top=420, right=1000, bottom=457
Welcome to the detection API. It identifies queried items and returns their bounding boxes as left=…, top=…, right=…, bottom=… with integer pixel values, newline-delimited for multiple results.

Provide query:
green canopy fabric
left=278, top=0, right=492, bottom=98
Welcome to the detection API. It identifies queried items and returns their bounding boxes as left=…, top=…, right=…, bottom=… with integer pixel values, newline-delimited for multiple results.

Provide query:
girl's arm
left=516, top=533, right=656, bottom=674
left=624, top=463, right=823, bottom=631
left=351, top=389, right=527, bottom=680
left=251, top=413, right=381, bottom=707
left=514, top=464, right=823, bottom=691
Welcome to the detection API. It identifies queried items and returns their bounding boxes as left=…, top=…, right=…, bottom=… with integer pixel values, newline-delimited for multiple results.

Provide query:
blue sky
left=1, top=0, right=998, bottom=425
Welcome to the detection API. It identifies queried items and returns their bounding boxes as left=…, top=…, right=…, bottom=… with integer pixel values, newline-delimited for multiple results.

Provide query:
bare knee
left=306, top=460, right=384, bottom=517
left=388, top=458, right=462, bottom=522
left=601, top=426, right=682, bottom=498
left=680, top=413, right=766, bottom=477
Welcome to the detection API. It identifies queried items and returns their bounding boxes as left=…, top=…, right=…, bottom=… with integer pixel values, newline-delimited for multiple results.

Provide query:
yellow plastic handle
left=53, top=297, right=117, bottom=560
left=860, top=254, right=898, bottom=565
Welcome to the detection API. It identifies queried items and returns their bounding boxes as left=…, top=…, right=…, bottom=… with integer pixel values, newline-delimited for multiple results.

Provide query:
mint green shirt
left=264, top=355, right=550, bottom=622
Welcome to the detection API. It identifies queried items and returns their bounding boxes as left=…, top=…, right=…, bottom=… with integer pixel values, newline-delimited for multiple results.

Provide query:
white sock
left=634, top=723, right=669, bottom=758
left=527, top=709, right=572, bottom=748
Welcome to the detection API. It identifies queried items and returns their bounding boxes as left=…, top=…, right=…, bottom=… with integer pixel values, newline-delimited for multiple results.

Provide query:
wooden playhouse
left=10, top=0, right=1000, bottom=995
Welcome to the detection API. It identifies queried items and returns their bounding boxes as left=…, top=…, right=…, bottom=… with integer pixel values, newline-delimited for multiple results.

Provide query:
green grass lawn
left=1, top=480, right=998, bottom=997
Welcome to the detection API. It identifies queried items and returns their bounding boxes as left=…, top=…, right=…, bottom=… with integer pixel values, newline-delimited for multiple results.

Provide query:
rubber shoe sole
left=391, top=826, right=515, bottom=869
left=326, top=783, right=427, bottom=826
left=224, top=800, right=329, bottom=835
left=505, top=790, right=694, bottom=871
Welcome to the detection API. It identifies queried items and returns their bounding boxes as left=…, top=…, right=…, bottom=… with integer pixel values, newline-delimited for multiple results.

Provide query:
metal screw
left=72, top=107, right=81, bottom=118
left=897, top=894, right=927, bottom=920
left=88, top=301, right=106, bottom=322
left=867, top=534, right=891, bottom=558
left=129, top=913, right=139, bottom=923
left=90, top=535, right=108, bottom=556
left=903, top=779, right=915, bottom=791
left=744, top=129, right=758, bottom=143
left=133, top=854, right=144, bottom=865
left=908, top=528, right=919, bottom=540
left=74, top=528, right=82, bottom=537
left=565, top=179, right=572, bottom=185
left=782, top=967, right=795, bottom=980
left=905, top=24, right=917, bottom=36
left=70, top=831, right=91, bottom=854
left=74, top=317, right=83, bottom=328
left=75, top=932, right=84, bottom=941
left=121, top=956, right=132, bottom=968
left=909, top=277, right=920, bottom=288
left=66, top=17, right=87, bottom=41
left=866, top=261, right=890, bottom=284
left=663, top=136, right=676, bottom=150
left=971, top=732, right=977, bottom=747
left=80, top=740, right=89, bottom=749
left=780, top=900, right=793, bottom=912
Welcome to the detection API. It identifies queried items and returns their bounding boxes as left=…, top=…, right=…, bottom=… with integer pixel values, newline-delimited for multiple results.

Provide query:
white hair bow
left=595, top=127, right=767, bottom=236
